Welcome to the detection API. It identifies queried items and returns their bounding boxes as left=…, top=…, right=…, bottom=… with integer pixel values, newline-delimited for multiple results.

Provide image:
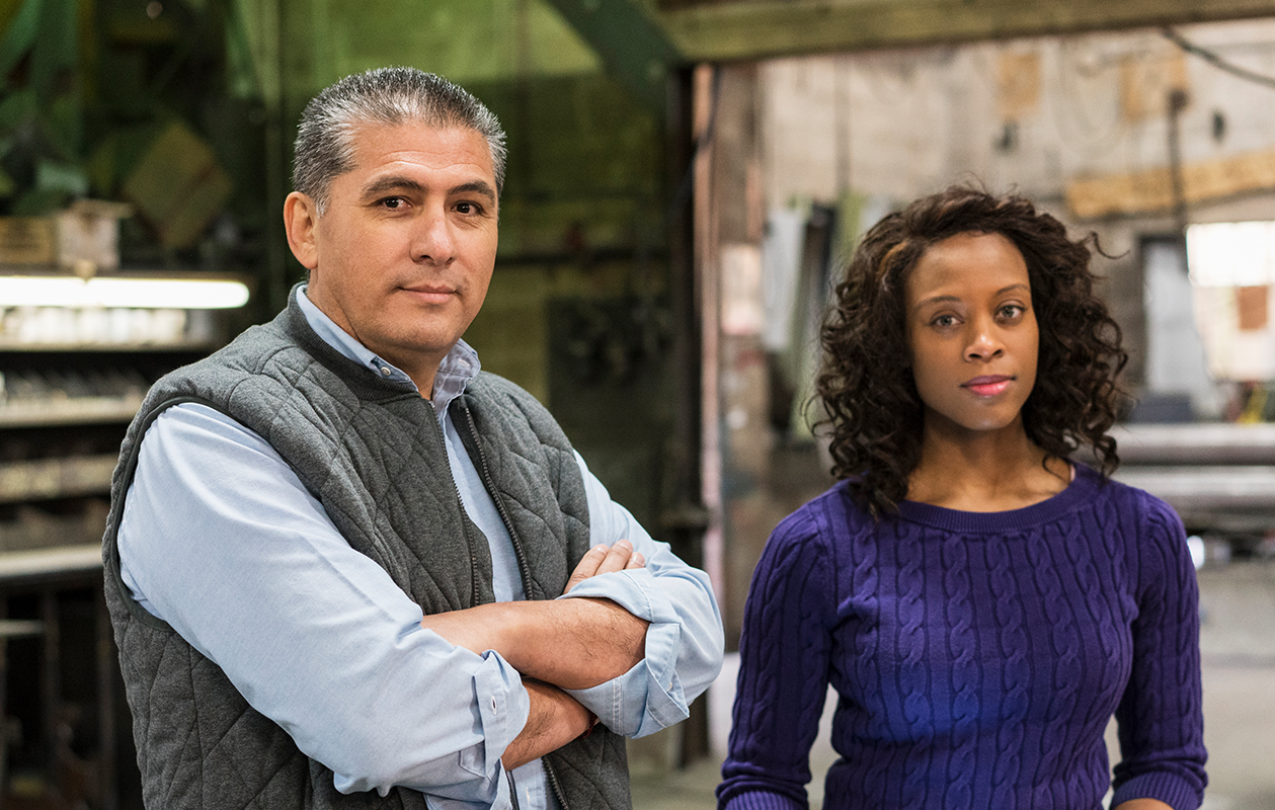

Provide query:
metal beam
left=541, top=0, right=682, bottom=111
left=657, top=0, right=1275, bottom=63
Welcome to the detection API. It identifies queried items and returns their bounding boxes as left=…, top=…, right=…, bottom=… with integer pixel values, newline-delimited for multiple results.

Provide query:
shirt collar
left=295, top=285, right=481, bottom=416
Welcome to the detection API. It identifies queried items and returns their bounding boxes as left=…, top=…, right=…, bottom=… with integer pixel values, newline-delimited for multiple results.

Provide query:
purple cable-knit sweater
left=718, top=463, right=1206, bottom=810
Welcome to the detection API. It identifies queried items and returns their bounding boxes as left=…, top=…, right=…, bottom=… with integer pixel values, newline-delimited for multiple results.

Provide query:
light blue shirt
left=116, top=288, right=724, bottom=810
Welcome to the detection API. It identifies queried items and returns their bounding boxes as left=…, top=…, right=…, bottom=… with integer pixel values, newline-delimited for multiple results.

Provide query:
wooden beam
left=1065, top=147, right=1275, bottom=219
left=542, top=0, right=682, bottom=112
left=657, top=0, right=1275, bottom=63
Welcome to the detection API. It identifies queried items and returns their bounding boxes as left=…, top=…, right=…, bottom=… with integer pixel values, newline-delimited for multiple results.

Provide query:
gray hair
left=292, top=67, right=507, bottom=214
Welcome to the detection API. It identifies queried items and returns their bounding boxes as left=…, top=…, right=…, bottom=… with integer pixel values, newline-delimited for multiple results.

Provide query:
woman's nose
left=965, top=321, right=1004, bottom=361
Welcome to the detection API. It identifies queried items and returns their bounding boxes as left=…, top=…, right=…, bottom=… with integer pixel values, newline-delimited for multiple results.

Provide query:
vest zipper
left=458, top=400, right=572, bottom=810
left=457, top=401, right=535, bottom=599
left=545, top=758, right=570, bottom=810
left=454, top=480, right=482, bottom=607
left=423, top=400, right=482, bottom=606
left=507, top=769, right=521, bottom=810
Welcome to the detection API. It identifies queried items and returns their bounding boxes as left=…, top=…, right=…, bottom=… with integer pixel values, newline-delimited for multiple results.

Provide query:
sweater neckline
left=895, top=462, right=1100, bottom=532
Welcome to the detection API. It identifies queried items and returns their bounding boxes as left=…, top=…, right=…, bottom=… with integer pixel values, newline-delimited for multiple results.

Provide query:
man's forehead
left=347, top=120, right=490, bottom=166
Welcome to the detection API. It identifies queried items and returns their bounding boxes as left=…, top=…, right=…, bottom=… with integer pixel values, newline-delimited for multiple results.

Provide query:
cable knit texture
left=718, top=464, right=1206, bottom=810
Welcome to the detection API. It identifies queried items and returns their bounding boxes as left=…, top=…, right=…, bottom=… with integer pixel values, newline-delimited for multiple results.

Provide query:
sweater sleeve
left=1110, top=494, right=1208, bottom=810
left=717, top=506, right=834, bottom=810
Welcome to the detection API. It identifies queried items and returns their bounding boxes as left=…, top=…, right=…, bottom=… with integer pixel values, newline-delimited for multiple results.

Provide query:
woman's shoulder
left=1078, top=463, right=1184, bottom=529
left=779, top=479, right=872, bottom=531
left=1074, top=464, right=1190, bottom=569
left=764, top=480, right=875, bottom=560
left=749, top=481, right=874, bottom=605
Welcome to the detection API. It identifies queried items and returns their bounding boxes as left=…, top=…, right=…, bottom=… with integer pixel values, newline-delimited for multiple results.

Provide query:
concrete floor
left=630, top=557, right=1275, bottom=810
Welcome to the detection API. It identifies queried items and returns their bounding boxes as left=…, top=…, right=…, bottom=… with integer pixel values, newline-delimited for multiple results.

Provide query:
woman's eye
left=1000, top=304, right=1024, bottom=319
left=932, top=314, right=957, bottom=328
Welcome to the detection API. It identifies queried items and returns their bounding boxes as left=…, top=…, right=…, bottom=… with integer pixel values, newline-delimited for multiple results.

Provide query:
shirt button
left=379, top=366, right=392, bottom=377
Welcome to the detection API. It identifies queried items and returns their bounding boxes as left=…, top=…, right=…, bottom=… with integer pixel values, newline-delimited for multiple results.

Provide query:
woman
left=717, top=188, right=1206, bottom=810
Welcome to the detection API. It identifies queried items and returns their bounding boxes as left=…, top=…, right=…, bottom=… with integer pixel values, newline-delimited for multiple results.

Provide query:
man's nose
left=411, top=208, right=456, bottom=265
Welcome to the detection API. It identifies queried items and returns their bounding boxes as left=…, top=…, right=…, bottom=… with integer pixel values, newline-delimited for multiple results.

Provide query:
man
left=102, top=67, right=723, bottom=810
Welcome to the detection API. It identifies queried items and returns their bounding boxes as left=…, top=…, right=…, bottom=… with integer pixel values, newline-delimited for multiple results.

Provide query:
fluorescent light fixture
left=0, top=276, right=251, bottom=309
left=1185, top=221, right=1275, bottom=287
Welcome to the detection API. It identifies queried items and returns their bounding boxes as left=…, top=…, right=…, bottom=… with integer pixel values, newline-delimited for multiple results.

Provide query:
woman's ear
left=283, top=192, right=320, bottom=270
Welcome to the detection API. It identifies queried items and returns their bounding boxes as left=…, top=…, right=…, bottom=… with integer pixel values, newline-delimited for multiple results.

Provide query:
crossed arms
left=423, top=540, right=650, bottom=768
left=119, top=403, right=724, bottom=799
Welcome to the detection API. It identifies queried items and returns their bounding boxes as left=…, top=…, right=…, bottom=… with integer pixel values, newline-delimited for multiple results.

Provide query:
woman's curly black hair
left=816, top=186, right=1129, bottom=516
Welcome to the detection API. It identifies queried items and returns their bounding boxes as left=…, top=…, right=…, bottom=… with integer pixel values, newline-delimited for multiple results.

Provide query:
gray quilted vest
left=102, top=288, right=631, bottom=810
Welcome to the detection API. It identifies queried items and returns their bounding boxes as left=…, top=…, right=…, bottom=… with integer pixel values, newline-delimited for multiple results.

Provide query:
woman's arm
left=1109, top=495, right=1207, bottom=809
left=717, top=508, right=835, bottom=809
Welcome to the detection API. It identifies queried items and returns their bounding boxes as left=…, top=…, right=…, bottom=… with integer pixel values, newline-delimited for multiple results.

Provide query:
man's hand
left=564, top=539, right=645, bottom=594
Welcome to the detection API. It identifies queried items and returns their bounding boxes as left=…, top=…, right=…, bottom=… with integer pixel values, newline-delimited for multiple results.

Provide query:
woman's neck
left=906, top=419, right=1071, bottom=512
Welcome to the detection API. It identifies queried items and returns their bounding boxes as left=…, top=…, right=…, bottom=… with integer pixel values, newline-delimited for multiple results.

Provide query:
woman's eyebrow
left=912, top=283, right=1030, bottom=313
left=912, top=294, right=960, bottom=312
left=996, top=283, right=1030, bottom=295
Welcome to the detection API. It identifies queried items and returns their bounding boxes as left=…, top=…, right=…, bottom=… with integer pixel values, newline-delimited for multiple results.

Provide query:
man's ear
left=283, top=191, right=320, bottom=270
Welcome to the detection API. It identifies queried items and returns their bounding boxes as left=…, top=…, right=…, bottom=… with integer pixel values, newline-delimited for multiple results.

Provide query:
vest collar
left=281, top=283, right=481, bottom=414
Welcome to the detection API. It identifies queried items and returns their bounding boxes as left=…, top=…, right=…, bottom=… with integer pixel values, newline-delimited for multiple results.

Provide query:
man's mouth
left=963, top=375, right=1013, bottom=397
left=400, top=284, right=455, bottom=303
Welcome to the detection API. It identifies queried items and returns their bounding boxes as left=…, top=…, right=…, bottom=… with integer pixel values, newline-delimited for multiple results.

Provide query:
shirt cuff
left=337, top=648, right=526, bottom=804
left=472, top=649, right=529, bottom=778
left=558, top=568, right=689, bottom=738
left=1110, top=771, right=1204, bottom=810
left=721, top=790, right=807, bottom=810
left=426, top=775, right=514, bottom=810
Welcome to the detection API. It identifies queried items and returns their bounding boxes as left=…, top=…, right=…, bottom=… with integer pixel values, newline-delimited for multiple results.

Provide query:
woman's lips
left=963, top=375, right=1013, bottom=397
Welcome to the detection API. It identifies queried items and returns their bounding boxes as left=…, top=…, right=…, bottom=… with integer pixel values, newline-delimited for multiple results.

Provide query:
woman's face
left=904, top=231, right=1039, bottom=437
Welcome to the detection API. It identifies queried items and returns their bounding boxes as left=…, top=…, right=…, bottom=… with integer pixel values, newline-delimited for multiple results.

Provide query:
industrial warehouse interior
left=1, top=0, right=1274, bottom=808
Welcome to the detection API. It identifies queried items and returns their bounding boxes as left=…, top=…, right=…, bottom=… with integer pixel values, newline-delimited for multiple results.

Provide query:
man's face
left=285, top=122, right=499, bottom=389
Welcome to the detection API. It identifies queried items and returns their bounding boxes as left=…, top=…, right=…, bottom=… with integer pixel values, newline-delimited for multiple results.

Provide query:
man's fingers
left=595, top=539, right=634, bottom=575
left=563, top=542, right=645, bottom=595
left=564, top=544, right=608, bottom=593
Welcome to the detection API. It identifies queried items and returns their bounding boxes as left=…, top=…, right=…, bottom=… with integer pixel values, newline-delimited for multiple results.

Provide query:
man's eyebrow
left=450, top=180, right=496, bottom=203
left=359, top=176, right=497, bottom=204
left=361, top=175, right=425, bottom=198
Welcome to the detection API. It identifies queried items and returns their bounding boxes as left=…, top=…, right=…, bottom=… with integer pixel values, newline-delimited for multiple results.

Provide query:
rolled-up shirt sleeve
left=558, top=452, right=724, bottom=738
left=117, top=403, right=526, bottom=803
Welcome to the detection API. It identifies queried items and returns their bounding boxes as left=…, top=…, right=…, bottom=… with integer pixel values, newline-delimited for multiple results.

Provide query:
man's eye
left=456, top=201, right=480, bottom=215
left=380, top=197, right=405, bottom=209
